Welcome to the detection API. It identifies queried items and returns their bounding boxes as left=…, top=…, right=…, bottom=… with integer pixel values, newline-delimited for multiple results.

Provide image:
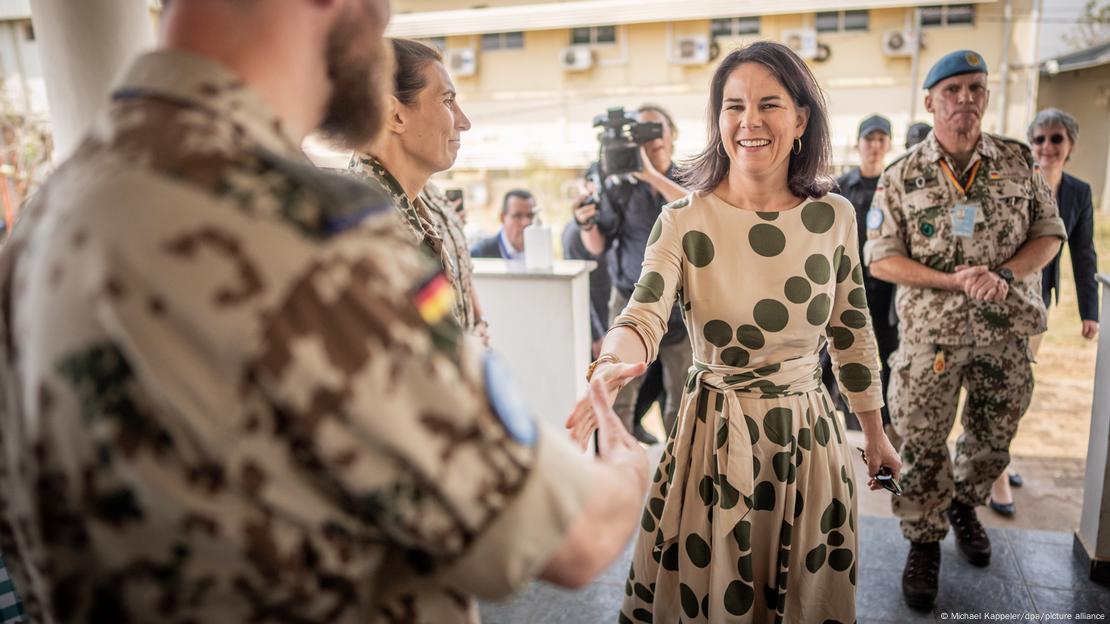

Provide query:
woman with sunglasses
left=567, top=42, right=901, bottom=622
left=988, top=108, right=1099, bottom=517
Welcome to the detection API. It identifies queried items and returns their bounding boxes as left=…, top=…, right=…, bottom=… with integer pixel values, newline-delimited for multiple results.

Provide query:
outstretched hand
left=565, top=361, right=646, bottom=449
left=588, top=378, right=649, bottom=483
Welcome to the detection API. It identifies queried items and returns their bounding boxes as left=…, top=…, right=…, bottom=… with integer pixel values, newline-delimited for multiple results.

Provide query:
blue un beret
left=923, top=50, right=988, bottom=90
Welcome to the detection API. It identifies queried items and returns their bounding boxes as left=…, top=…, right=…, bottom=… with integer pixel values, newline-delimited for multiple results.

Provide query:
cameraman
left=573, top=104, right=691, bottom=439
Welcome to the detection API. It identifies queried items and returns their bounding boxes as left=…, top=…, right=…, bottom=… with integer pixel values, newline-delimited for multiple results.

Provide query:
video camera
left=593, top=107, right=663, bottom=176
left=576, top=107, right=664, bottom=215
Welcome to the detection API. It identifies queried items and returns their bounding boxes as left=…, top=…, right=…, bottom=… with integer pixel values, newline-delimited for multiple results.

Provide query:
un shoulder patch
left=866, top=208, right=884, bottom=230
left=483, top=351, right=537, bottom=446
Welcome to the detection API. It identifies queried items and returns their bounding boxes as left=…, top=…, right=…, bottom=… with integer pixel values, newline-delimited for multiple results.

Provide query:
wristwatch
left=994, top=267, right=1015, bottom=285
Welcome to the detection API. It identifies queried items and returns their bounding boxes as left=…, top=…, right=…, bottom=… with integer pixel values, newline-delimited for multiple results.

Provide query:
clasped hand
left=952, top=264, right=1008, bottom=302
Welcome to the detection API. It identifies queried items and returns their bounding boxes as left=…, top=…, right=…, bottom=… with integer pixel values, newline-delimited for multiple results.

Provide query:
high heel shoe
left=989, top=497, right=1015, bottom=517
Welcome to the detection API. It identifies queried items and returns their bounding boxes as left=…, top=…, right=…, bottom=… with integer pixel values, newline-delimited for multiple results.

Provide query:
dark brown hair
left=681, top=42, right=834, bottom=199
left=390, top=38, right=443, bottom=105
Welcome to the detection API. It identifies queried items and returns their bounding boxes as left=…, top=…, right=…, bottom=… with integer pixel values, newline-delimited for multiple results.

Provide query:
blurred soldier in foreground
left=0, top=1, right=649, bottom=622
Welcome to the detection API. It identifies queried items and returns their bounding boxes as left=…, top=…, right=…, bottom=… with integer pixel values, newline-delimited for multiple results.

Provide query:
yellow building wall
left=409, top=2, right=1044, bottom=228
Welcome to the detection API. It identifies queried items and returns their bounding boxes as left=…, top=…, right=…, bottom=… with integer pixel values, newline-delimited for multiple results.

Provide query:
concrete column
left=29, top=0, right=154, bottom=160
left=1076, top=274, right=1110, bottom=584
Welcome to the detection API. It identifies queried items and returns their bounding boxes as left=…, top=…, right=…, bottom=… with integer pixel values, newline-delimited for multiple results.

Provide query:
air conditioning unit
left=782, top=28, right=818, bottom=60
left=881, top=30, right=917, bottom=57
left=673, top=35, right=711, bottom=65
left=447, top=48, right=477, bottom=76
left=560, top=46, right=594, bottom=71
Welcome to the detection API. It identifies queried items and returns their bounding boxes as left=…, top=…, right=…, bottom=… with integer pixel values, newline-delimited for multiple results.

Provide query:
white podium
left=471, top=258, right=596, bottom=429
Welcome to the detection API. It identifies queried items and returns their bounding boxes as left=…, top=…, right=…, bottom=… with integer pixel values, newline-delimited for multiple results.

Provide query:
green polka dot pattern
left=737, top=325, right=765, bottom=349
left=647, top=218, right=663, bottom=246
left=703, top=320, right=732, bottom=348
left=840, top=309, right=867, bottom=329
left=632, top=271, right=665, bottom=304
left=848, top=288, right=868, bottom=310
left=683, top=231, right=715, bottom=267
left=749, top=224, right=786, bottom=257
left=754, top=299, right=790, bottom=332
left=801, top=201, right=835, bottom=233
left=807, top=294, right=832, bottom=326
left=784, top=277, right=812, bottom=304
left=805, top=254, right=831, bottom=284
left=838, top=363, right=872, bottom=392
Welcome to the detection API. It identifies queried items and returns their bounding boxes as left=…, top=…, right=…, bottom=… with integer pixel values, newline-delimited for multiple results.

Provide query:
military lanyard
left=938, top=158, right=982, bottom=198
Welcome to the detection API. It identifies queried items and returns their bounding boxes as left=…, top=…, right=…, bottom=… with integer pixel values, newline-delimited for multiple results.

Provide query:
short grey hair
left=1027, top=108, right=1079, bottom=145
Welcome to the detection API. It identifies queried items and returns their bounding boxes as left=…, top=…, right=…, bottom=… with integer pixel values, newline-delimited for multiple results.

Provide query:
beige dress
left=614, top=191, right=883, bottom=623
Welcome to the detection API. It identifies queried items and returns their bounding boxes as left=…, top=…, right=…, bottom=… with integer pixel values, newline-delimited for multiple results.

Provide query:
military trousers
left=888, top=336, right=1034, bottom=542
left=609, top=288, right=693, bottom=437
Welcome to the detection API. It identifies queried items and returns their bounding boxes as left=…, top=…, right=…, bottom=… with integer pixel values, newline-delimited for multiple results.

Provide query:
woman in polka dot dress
left=567, top=42, right=902, bottom=623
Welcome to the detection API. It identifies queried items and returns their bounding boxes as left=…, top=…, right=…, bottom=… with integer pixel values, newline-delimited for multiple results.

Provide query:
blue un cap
left=923, top=50, right=988, bottom=90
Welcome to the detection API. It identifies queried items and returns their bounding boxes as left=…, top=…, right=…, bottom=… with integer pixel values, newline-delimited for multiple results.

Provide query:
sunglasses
left=1032, top=133, right=1065, bottom=145
left=857, top=447, right=903, bottom=496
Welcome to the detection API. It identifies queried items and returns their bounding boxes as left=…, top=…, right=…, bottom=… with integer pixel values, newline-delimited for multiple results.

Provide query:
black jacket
left=1042, top=173, right=1098, bottom=321
left=594, top=166, right=688, bottom=345
left=470, top=232, right=507, bottom=259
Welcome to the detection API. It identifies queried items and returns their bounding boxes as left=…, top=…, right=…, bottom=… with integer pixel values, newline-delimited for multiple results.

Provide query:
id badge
left=950, top=202, right=978, bottom=238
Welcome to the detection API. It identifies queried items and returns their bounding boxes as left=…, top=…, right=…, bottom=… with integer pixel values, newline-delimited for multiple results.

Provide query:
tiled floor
left=479, top=516, right=1110, bottom=623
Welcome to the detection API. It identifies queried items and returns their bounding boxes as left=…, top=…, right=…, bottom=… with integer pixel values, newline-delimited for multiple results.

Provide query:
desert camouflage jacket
left=0, top=50, right=595, bottom=624
left=350, top=154, right=476, bottom=330
left=864, top=131, right=1067, bottom=345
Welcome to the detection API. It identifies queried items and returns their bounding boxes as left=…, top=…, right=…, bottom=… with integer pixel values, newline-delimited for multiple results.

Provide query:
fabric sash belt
left=654, top=354, right=823, bottom=553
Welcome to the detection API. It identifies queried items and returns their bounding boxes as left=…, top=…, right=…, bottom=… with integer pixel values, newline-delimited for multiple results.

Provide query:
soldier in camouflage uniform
left=0, top=2, right=650, bottom=623
left=349, top=39, right=486, bottom=342
left=865, top=49, right=1066, bottom=610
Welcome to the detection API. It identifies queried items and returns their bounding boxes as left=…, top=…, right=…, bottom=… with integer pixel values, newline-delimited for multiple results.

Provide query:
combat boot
left=902, top=540, right=940, bottom=610
left=947, top=499, right=991, bottom=566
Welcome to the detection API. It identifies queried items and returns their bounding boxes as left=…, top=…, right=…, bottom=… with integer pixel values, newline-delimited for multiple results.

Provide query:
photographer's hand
left=632, top=147, right=687, bottom=203
left=573, top=195, right=598, bottom=227
left=573, top=195, right=606, bottom=255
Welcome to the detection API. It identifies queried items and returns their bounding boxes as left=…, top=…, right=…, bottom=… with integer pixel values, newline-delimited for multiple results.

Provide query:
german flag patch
left=412, top=271, right=456, bottom=326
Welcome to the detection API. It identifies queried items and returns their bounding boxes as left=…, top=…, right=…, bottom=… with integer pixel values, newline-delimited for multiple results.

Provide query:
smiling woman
left=682, top=42, right=834, bottom=204
left=568, top=41, right=900, bottom=623
left=348, top=38, right=484, bottom=339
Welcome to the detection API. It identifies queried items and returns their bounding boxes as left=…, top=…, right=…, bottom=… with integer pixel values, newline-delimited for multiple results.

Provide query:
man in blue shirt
left=576, top=104, right=691, bottom=438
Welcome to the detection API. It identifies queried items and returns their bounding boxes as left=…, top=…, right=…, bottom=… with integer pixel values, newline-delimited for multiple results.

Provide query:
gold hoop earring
left=793, top=137, right=803, bottom=155
left=716, top=142, right=728, bottom=158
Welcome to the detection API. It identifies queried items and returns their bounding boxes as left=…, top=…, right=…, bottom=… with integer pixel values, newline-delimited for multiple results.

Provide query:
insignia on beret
left=923, top=49, right=989, bottom=89
left=483, top=350, right=538, bottom=446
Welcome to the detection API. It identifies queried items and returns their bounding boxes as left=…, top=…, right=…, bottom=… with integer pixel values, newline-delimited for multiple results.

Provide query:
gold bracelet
left=586, top=353, right=621, bottom=382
